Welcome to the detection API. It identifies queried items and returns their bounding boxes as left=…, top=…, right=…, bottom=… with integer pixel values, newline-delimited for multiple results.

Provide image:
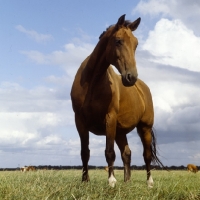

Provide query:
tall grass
left=0, top=169, right=199, bottom=199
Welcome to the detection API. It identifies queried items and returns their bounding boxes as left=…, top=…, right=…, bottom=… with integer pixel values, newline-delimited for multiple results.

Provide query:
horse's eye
left=115, top=39, right=123, bottom=46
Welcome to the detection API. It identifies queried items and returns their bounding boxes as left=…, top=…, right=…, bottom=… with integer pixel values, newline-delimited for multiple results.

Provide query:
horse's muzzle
left=122, top=72, right=137, bottom=86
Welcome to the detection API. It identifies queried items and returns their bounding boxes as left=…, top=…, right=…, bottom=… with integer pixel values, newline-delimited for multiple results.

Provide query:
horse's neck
left=83, top=39, right=110, bottom=85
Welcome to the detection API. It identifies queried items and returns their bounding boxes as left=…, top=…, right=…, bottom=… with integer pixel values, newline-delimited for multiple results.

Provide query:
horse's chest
left=83, top=96, right=111, bottom=120
left=117, top=89, right=146, bottom=129
left=82, top=89, right=114, bottom=132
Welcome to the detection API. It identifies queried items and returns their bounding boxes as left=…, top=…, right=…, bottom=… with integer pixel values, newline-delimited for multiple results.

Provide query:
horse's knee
left=105, top=149, right=116, bottom=163
left=122, top=145, right=131, bottom=164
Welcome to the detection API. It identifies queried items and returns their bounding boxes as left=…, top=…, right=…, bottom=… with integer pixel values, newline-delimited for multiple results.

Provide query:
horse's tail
left=151, top=128, right=168, bottom=170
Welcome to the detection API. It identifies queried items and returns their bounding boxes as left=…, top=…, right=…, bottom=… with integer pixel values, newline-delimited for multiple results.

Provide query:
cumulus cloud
left=134, top=0, right=171, bottom=17
left=142, top=18, right=200, bottom=72
left=16, top=25, right=53, bottom=43
left=21, top=41, right=94, bottom=80
left=134, top=0, right=200, bottom=33
left=0, top=80, right=75, bottom=159
left=134, top=0, right=200, bottom=19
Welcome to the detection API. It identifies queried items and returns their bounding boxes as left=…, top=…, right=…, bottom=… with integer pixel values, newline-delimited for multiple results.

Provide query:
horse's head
left=103, top=15, right=141, bottom=87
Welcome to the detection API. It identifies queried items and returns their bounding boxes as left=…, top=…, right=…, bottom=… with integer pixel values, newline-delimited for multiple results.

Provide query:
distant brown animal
left=71, top=14, right=164, bottom=188
left=187, top=164, right=198, bottom=173
left=20, top=166, right=36, bottom=172
left=104, top=166, right=109, bottom=172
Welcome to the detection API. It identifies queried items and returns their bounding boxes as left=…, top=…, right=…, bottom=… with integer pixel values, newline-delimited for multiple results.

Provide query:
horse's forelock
left=99, top=20, right=132, bottom=40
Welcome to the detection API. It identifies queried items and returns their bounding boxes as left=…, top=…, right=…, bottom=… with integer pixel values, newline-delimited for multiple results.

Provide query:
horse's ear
left=128, top=17, right=141, bottom=31
left=116, top=14, right=126, bottom=27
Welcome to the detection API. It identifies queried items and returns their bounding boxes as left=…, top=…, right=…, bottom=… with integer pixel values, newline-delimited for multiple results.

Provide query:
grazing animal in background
left=187, top=164, right=198, bottom=173
left=20, top=166, right=28, bottom=172
left=104, top=166, right=109, bottom=172
left=71, top=14, right=164, bottom=188
left=20, top=166, right=36, bottom=172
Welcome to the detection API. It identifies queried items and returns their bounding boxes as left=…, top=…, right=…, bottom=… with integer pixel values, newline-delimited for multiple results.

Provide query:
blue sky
left=1, top=0, right=200, bottom=168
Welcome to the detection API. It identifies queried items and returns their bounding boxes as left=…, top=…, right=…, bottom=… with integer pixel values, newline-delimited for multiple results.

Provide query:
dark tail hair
left=151, top=128, right=166, bottom=169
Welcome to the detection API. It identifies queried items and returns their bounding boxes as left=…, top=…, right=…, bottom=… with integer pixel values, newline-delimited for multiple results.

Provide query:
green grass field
left=0, top=169, right=199, bottom=199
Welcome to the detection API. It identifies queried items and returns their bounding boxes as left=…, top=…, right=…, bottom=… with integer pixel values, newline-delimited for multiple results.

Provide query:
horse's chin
left=122, top=77, right=137, bottom=87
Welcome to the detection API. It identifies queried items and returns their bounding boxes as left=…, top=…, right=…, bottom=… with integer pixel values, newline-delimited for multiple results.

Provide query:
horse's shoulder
left=136, top=79, right=150, bottom=91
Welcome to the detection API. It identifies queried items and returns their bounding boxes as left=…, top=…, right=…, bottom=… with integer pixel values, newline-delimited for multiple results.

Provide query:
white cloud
left=16, top=25, right=53, bottom=43
left=134, top=0, right=171, bottom=17
left=134, top=0, right=200, bottom=19
left=142, top=18, right=200, bottom=72
left=0, top=80, right=75, bottom=155
left=134, top=0, right=200, bottom=34
left=0, top=130, right=38, bottom=146
left=21, top=41, right=94, bottom=80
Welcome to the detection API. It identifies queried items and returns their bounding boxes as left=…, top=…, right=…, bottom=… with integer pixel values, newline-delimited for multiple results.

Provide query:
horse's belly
left=88, top=120, right=106, bottom=136
left=117, top=111, right=141, bottom=130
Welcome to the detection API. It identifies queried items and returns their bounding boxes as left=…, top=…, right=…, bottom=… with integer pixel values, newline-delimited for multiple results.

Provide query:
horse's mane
left=99, top=20, right=132, bottom=39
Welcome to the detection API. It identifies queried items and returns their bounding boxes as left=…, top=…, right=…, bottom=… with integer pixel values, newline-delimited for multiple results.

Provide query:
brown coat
left=187, top=164, right=198, bottom=173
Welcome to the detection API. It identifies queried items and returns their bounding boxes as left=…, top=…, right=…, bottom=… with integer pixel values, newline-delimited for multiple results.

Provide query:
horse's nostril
left=126, top=73, right=132, bottom=82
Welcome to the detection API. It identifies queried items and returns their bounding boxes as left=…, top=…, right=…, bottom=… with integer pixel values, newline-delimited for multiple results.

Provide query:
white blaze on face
left=108, top=174, right=117, bottom=187
left=147, top=175, right=154, bottom=188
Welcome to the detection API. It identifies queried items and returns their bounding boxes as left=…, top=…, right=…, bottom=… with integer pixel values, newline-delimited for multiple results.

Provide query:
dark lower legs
left=105, top=139, right=117, bottom=187
left=75, top=114, right=90, bottom=182
left=81, top=148, right=90, bottom=181
left=115, top=133, right=131, bottom=182
left=137, top=125, right=154, bottom=187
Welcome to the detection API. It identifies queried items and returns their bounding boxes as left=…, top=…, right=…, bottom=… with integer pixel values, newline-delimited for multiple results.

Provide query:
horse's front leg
left=115, top=133, right=131, bottom=182
left=105, top=113, right=117, bottom=187
left=75, top=114, right=90, bottom=182
left=137, top=125, right=154, bottom=188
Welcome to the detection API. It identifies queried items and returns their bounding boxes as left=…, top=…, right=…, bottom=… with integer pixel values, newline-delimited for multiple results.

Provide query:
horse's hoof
left=147, top=175, right=154, bottom=188
left=82, top=175, right=90, bottom=182
left=108, top=174, right=117, bottom=187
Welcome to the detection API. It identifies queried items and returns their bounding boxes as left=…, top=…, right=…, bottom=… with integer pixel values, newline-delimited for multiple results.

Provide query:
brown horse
left=187, top=164, right=198, bottom=173
left=71, top=14, right=163, bottom=188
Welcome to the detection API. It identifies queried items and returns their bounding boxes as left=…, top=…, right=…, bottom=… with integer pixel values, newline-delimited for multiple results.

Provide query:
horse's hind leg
left=75, top=114, right=90, bottom=182
left=115, top=133, right=131, bottom=182
left=137, top=125, right=154, bottom=188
